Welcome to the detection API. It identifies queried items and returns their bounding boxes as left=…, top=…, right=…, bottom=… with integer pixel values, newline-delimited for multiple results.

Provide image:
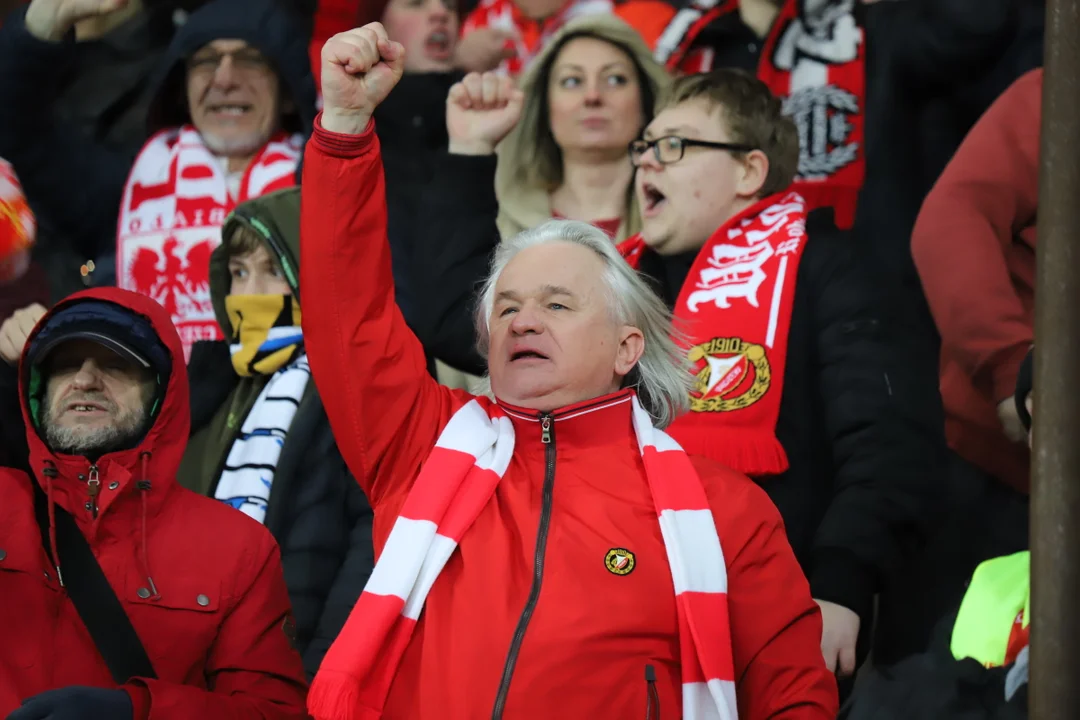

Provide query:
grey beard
left=42, top=403, right=149, bottom=458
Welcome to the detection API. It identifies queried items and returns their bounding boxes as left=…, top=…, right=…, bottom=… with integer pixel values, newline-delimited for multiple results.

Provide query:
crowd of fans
left=0, top=0, right=1044, bottom=718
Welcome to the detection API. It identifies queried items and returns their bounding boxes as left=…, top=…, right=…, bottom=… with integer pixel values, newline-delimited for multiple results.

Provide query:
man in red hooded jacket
left=0, top=288, right=308, bottom=720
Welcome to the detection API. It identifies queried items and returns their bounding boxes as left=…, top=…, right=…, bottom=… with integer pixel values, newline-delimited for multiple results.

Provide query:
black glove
left=5, top=686, right=133, bottom=720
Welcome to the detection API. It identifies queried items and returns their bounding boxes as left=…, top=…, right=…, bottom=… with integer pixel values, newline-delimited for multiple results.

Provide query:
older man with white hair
left=297, top=23, right=838, bottom=720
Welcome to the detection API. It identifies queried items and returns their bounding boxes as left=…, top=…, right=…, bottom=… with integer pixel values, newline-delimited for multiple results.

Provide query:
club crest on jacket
left=604, top=548, right=636, bottom=576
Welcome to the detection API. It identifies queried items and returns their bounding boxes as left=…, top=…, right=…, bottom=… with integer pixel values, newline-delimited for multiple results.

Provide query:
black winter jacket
left=0, top=3, right=175, bottom=300
left=185, top=340, right=374, bottom=679
left=843, top=614, right=1027, bottom=720
left=854, top=0, right=1044, bottom=306
left=408, top=151, right=946, bottom=630
left=373, top=71, right=474, bottom=372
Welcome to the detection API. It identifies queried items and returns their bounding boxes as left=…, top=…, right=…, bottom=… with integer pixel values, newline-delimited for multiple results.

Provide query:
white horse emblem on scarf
left=686, top=241, right=774, bottom=311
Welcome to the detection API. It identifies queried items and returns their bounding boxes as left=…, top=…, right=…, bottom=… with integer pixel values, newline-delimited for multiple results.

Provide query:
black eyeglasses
left=187, top=48, right=270, bottom=75
left=628, top=136, right=756, bottom=166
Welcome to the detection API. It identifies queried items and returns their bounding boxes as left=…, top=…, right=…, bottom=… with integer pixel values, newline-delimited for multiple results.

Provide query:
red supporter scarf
left=460, top=0, right=614, bottom=76
left=653, top=0, right=865, bottom=229
left=116, top=126, right=302, bottom=361
left=620, top=191, right=808, bottom=476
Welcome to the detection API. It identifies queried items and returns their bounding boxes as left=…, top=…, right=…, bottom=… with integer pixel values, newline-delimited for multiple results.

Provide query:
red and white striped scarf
left=116, top=126, right=302, bottom=361
left=308, top=394, right=738, bottom=720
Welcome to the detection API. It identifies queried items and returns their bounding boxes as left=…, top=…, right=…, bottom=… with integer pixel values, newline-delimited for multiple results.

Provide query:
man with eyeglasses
left=621, top=68, right=942, bottom=695
left=0, top=0, right=315, bottom=360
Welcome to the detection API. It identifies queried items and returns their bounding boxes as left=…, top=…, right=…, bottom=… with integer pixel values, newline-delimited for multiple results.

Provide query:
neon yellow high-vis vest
left=950, top=551, right=1030, bottom=668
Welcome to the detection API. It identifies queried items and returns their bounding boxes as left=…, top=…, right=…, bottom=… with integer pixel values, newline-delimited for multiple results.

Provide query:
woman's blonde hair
left=494, top=15, right=672, bottom=242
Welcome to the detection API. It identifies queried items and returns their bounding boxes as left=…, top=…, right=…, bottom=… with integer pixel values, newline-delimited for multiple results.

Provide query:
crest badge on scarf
left=225, top=294, right=303, bottom=376
left=620, top=192, right=808, bottom=478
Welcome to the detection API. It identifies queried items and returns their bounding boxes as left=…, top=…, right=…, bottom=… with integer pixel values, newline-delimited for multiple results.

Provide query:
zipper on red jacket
left=85, top=464, right=101, bottom=520
left=645, top=664, right=660, bottom=720
left=491, top=413, right=556, bottom=719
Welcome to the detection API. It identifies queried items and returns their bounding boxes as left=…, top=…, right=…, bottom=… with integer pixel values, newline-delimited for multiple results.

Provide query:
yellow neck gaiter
left=225, top=294, right=303, bottom=377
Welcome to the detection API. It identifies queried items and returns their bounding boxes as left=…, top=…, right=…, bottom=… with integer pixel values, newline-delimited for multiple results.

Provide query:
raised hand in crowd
left=23, top=0, right=131, bottom=41
left=0, top=303, right=46, bottom=365
left=998, top=397, right=1028, bottom=444
left=320, top=22, right=406, bottom=136
left=453, top=27, right=516, bottom=73
left=817, top=599, right=861, bottom=677
left=446, top=71, right=524, bottom=155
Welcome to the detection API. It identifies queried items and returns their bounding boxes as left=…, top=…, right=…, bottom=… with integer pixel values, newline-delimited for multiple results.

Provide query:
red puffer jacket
left=300, top=118, right=838, bottom=719
left=0, top=288, right=309, bottom=719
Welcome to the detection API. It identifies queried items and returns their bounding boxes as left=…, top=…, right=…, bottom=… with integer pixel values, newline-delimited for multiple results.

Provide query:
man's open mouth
left=642, top=183, right=667, bottom=214
left=68, top=402, right=107, bottom=413
left=510, top=350, right=549, bottom=361
left=425, top=30, right=452, bottom=56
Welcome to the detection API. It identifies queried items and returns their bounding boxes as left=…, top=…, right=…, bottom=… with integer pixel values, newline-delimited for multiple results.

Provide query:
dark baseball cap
left=26, top=300, right=172, bottom=380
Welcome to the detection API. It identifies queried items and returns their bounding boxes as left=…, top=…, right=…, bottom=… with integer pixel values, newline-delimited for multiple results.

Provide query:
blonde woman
left=415, top=15, right=670, bottom=383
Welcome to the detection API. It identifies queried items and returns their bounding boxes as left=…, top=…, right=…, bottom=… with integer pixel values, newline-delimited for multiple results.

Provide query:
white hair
left=475, top=219, right=693, bottom=429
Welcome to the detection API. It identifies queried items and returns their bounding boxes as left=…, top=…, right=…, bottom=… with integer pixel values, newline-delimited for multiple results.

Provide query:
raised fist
left=0, top=303, right=46, bottom=365
left=446, top=72, right=525, bottom=156
left=25, top=0, right=129, bottom=42
left=321, top=23, right=406, bottom=135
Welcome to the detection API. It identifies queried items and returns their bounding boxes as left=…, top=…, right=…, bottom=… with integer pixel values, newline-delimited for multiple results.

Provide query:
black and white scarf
left=214, top=354, right=310, bottom=523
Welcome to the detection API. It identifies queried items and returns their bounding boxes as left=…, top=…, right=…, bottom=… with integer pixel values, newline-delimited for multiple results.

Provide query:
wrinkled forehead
left=551, top=35, right=635, bottom=74
left=193, top=38, right=255, bottom=57
left=494, top=241, right=608, bottom=302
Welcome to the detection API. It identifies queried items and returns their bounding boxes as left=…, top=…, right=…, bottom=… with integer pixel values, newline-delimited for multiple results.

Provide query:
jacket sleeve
left=407, top=152, right=500, bottom=376
left=0, top=7, right=131, bottom=259
left=808, top=234, right=943, bottom=621
left=708, top=460, right=839, bottom=719
left=124, top=537, right=309, bottom=720
left=300, top=116, right=465, bottom=510
left=302, top=477, right=375, bottom=679
left=911, top=69, right=1040, bottom=405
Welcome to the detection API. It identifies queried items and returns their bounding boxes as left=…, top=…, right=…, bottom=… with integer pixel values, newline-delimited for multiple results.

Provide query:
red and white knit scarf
left=654, top=0, right=865, bottom=229
left=307, top=394, right=738, bottom=720
left=621, top=192, right=808, bottom=477
left=116, top=126, right=302, bottom=361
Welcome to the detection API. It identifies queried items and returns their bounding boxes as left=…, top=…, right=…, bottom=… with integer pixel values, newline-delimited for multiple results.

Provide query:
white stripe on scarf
left=214, top=354, right=310, bottom=523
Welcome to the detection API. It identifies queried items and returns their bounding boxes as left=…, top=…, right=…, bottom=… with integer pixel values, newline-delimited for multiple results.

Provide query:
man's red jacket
left=912, top=69, right=1039, bottom=491
left=300, top=117, right=839, bottom=719
left=0, top=288, right=309, bottom=719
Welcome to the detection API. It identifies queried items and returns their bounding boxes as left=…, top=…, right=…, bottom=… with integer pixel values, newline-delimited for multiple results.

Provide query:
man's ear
left=614, top=325, right=646, bottom=379
left=736, top=149, right=770, bottom=198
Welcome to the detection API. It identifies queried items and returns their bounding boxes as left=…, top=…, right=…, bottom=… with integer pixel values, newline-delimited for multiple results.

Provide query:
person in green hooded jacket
left=178, top=186, right=374, bottom=679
